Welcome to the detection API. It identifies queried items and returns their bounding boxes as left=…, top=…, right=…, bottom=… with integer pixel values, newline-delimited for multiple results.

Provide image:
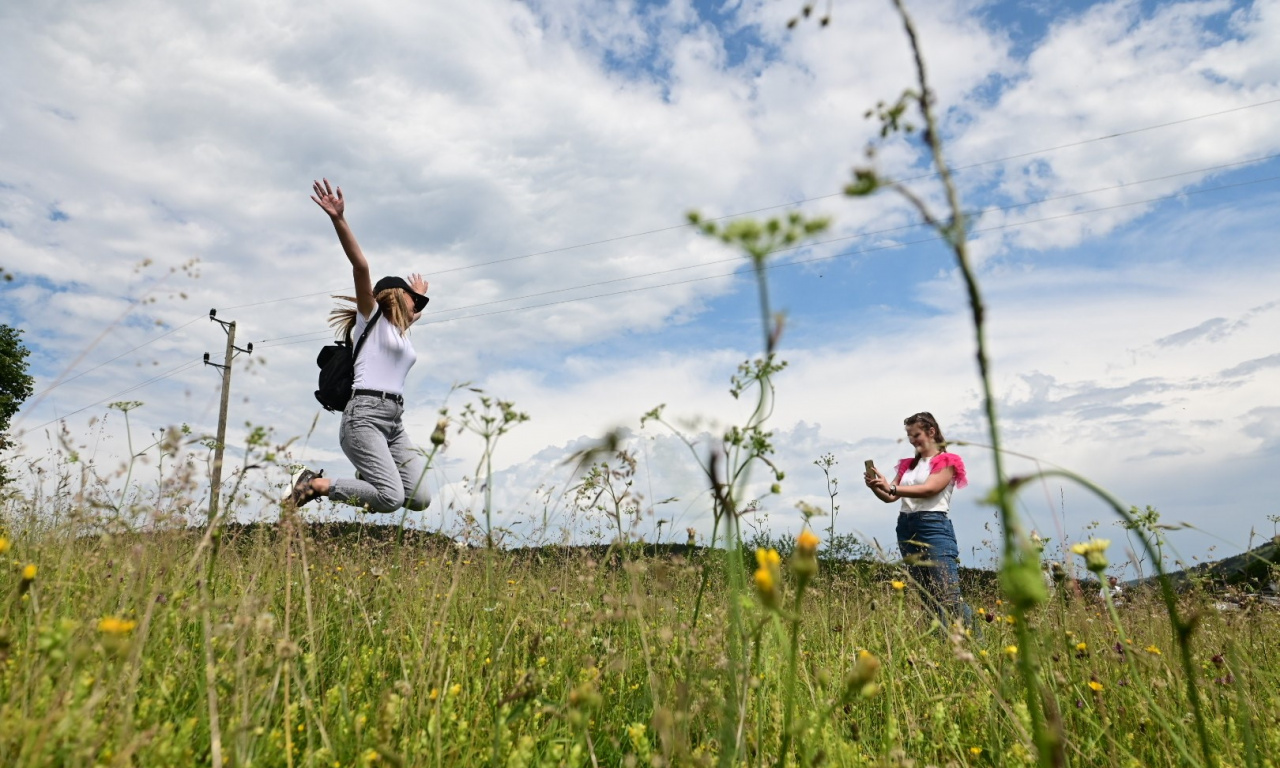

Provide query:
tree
left=0, top=323, right=34, bottom=487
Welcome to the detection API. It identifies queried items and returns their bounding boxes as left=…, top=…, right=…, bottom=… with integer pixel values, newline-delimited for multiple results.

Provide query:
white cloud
left=3, top=0, right=1279, bottom=575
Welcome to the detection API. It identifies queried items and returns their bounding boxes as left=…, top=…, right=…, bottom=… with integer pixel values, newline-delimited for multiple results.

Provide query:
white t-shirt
left=351, top=310, right=417, bottom=395
left=897, top=456, right=957, bottom=514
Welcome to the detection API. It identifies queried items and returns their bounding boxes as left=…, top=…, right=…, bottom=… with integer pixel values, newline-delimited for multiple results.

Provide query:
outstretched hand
left=408, top=272, right=429, bottom=295
left=311, top=178, right=344, bottom=219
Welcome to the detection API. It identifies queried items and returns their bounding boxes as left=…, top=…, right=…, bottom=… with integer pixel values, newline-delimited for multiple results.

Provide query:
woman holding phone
left=865, top=412, right=971, bottom=628
left=287, top=179, right=432, bottom=514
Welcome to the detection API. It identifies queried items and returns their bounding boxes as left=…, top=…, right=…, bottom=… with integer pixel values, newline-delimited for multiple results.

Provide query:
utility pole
left=204, top=309, right=253, bottom=525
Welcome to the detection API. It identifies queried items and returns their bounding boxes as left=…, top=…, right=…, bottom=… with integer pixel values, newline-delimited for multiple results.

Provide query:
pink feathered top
left=895, top=453, right=967, bottom=489
left=894, top=452, right=967, bottom=514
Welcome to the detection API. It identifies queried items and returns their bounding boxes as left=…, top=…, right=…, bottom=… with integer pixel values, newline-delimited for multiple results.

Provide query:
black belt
left=352, top=389, right=404, bottom=406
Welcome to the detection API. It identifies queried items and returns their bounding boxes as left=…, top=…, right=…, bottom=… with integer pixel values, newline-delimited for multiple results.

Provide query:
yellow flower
left=97, top=617, right=137, bottom=635
left=754, top=567, right=774, bottom=593
left=791, top=532, right=819, bottom=583
left=755, top=548, right=781, bottom=568
left=1076, top=642, right=1087, bottom=652
left=753, top=548, right=782, bottom=609
left=0, top=537, right=9, bottom=554
left=970, top=747, right=983, bottom=756
left=796, top=529, right=820, bottom=556
left=890, top=580, right=906, bottom=591
left=429, top=688, right=440, bottom=701
left=1070, top=539, right=1111, bottom=573
left=1004, top=645, right=1018, bottom=657
left=1145, top=645, right=1161, bottom=656
left=21, top=563, right=37, bottom=581
left=449, top=683, right=462, bottom=696
left=1088, top=680, right=1104, bottom=692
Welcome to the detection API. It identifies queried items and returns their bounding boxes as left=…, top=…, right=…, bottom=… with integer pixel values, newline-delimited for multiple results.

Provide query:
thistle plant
left=458, top=391, right=529, bottom=549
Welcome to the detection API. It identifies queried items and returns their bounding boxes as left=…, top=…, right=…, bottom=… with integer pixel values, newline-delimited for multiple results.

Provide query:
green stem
left=1008, top=468, right=1214, bottom=766
left=775, top=593, right=803, bottom=768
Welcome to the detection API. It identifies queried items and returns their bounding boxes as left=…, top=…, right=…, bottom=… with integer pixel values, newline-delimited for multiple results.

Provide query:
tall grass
left=1, top=523, right=1277, bottom=767
left=2, top=2, right=1274, bottom=767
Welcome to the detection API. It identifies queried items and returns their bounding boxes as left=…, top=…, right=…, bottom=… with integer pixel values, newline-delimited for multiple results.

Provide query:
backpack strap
left=351, top=307, right=383, bottom=362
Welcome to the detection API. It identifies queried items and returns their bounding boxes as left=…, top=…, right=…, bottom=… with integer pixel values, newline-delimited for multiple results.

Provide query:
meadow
left=5, top=3, right=1277, bottom=766
left=1, top=514, right=1278, bottom=768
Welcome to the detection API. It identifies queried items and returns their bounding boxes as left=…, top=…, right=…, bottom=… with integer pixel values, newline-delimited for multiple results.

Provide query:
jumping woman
left=865, top=412, right=971, bottom=627
left=287, top=179, right=432, bottom=514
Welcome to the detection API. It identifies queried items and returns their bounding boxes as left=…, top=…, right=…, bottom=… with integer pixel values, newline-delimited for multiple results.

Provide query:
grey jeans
left=330, top=394, right=431, bottom=513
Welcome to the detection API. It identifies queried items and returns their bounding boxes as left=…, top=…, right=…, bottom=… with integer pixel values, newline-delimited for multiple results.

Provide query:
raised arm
left=312, top=179, right=375, bottom=320
left=408, top=272, right=430, bottom=323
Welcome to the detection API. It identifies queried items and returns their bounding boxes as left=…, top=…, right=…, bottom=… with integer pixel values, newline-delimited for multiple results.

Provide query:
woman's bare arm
left=312, top=179, right=375, bottom=319
left=866, top=470, right=903, bottom=503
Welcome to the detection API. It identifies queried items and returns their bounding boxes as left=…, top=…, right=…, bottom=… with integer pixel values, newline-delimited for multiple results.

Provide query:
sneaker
left=288, top=467, right=324, bottom=508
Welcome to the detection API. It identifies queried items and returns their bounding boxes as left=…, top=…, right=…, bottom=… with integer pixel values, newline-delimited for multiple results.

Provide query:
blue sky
left=2, top=0, right=1279, bottom=576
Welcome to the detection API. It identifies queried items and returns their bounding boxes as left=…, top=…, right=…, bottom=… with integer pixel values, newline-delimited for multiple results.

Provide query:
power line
left=222, top=97, right=1280, bottom=313
left=403, top=171, right=1280, bottom=328
left=31, top=165, right=1280, bottom=425
left=30, top=317, right=202, bottom=398
left=253, top=157, right=1280, bottom=347
left=416, top=151, right=1280, bottom=318
left=22, top=358, right=205, bottom=434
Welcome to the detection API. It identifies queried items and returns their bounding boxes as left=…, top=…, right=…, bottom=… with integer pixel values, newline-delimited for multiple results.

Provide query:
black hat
left=374, top=275, right=429, bottom=311
left=374, top=275, right=412, bottom=294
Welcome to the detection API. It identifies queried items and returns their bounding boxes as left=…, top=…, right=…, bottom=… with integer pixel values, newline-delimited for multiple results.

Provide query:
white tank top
left=351, top=310, right=417, bottom=395
left=897, top=458, right=956, bottom=514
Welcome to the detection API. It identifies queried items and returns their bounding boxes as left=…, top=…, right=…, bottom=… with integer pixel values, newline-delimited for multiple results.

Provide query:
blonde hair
left=328, top=289, right=413, bottom=343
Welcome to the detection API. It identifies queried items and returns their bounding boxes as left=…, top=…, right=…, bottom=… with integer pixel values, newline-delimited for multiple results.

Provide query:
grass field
left=2, top=516, right=1277, bottom=768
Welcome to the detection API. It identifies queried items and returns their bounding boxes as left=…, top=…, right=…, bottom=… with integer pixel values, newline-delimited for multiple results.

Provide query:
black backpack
left=315, top=308, right=382, bottom=412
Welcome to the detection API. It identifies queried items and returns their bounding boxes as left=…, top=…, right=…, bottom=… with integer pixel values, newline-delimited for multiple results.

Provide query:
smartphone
left=864, top=459, right=876, bottom=477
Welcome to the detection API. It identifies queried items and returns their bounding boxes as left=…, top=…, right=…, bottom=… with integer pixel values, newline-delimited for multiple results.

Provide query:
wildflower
left=891, top=580, right=906, bottom=591
left=449, top=683, right=462, bottom=696
left=1070, top=539, right=1111, bottom=574
left=970, top=747, right=983, bottom=756
left=0, top=537, right=9, bottom=554
left=21, top=564, right=37, bottom=581
left=1076, top=642, right=1087, bottom=652
left=1004, top=645, right=1018, bottom=657
left=1088, top=680, right=1104, bottom=692
left=796, top=529, right=820, bottom=556
left=842, top=650, right=881, bottom=700
left=1144, top=645, right=1161, bottom=656
left=97, top=617, right=137, bottom=635
left=791, top=531, right=819, bottom=586
left=429, top=688, right=439, bottom=701
left=754, top=548, right=782, bottom=609
left=430, top=418, right=449, bottom=446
